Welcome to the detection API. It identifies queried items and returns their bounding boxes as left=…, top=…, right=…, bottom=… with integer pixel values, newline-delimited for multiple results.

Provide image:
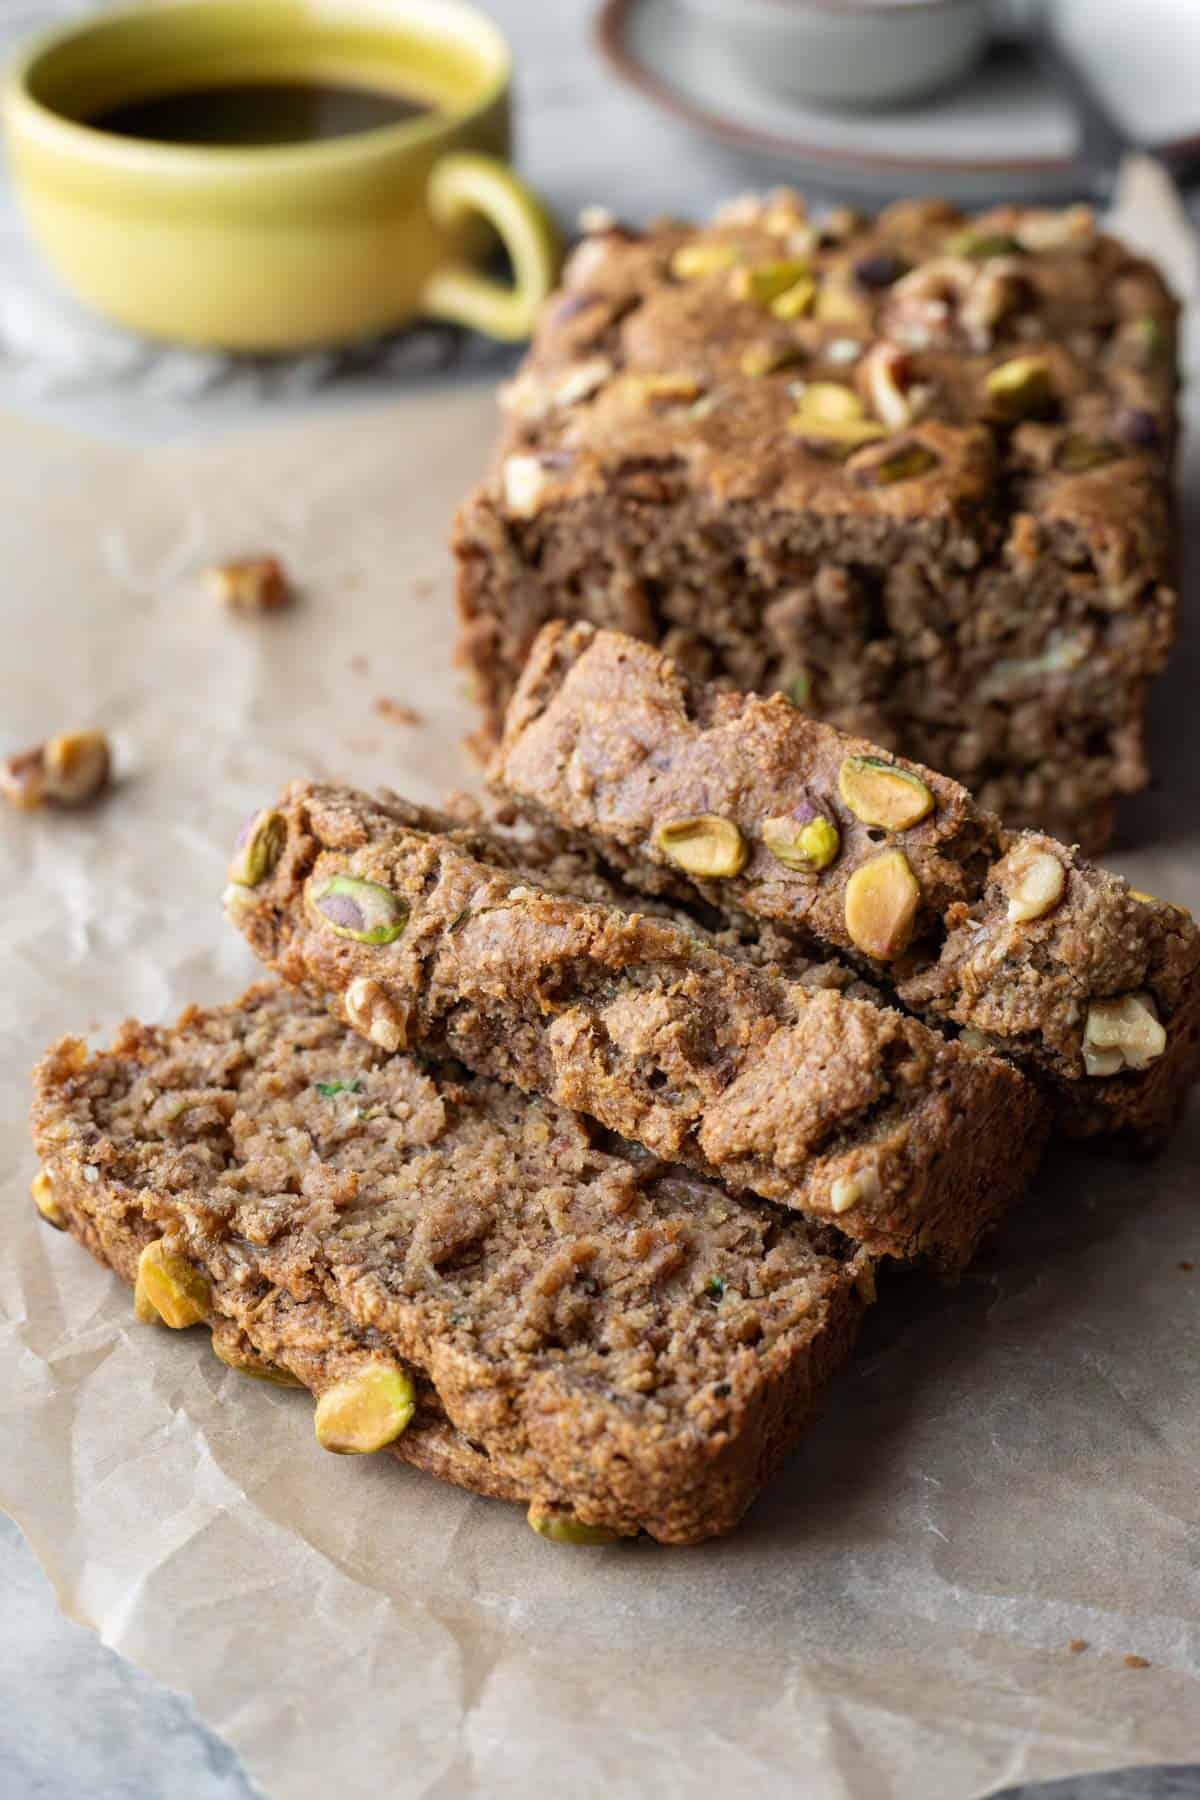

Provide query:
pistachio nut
left=669, top=242, right=740, bottom=281
left=1130, top=315, right=1166, bottom=370
left=730, top=258, right=810, bottom=305
left=795, top=381, right=866, bottom=423
left=228, top=809, right=285, bottom=888
left=740, top=342, right=804, bottom=378
left=843, top=850, right=921, bottom=960
left=762, top=811, right=840, bottom=873
left=1057, top=434, right=1121, bottom=473
left=769, top=275, right=817, bottom=320
left=1083, top=993, right=1166, bottom=1077
left=789, top=417, right=887, bottom=457
left=653, top=815, right=748, bottom=880
left=30, top=1170, right=66, bottom=1230
left=985, top=355, right=1056, bottom=422
left=838, top=756, right=934, bottom=831
left=136, top=1239, right=211, bottom=1329
left=789, top=381, right=885, bottom=454
left=619, top=371, right=703, bottom=409
left=314, top=1362, right=415, bottom=1454
left=527, top=1504, right=621, bottom=1545
left=309, top=874, right=409, bottom=946
left=945, top=229, right=1022, bottom=260
left=813, top=282, right=872, bottom=328
left=1001, top=844, right=1066, bottom=924
left=850, top=441, right=940, bottom=487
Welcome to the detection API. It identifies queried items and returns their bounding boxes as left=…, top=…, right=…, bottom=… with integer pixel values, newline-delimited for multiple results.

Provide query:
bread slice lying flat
left=31, top=980, right=873, bottom=1546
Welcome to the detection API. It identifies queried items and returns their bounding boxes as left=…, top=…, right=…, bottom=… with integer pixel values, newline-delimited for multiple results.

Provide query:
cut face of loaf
left=31, top=980, right=872, bottom=1546
left=220, top=782, right=1046, bottom=1268
left=452, top=191, right=1179, bottom=854
left=490, top=621, right=1200, bottom=1146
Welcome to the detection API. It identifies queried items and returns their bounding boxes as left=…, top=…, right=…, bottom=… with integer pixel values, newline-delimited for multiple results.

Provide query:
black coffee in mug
left=87, top=81, right=432, bottom=146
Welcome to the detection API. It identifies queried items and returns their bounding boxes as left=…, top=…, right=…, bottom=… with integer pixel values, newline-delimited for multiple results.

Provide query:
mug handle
left=422, top=152, right=561, bottom=342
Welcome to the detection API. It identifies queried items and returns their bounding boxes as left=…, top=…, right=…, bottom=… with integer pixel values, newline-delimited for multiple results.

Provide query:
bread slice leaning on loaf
left=220, top=782, right=1048, bottom=1268
left=491, top=622, right=1200, bottom=1147
left=31, top=980, right=874, bottom=1546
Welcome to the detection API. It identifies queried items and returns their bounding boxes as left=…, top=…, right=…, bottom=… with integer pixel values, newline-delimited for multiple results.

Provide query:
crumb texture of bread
left=453, top=193, right=1179, bottom=852
left=225, top=782, right=1048, bottom=1265
left=492, top=622, right=1200, bottom=1145
left=31, top=980, right=874, bottom=1545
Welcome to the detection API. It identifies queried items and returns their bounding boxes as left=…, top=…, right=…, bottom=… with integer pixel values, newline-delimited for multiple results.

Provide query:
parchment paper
left=1, top=374, right=1198, bottom=1800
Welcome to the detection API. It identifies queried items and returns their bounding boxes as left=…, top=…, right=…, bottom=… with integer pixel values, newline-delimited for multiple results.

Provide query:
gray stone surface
left=0, top=1512, right=260, bottom=1799
left=989, top=1771, right=1200, bottom=1800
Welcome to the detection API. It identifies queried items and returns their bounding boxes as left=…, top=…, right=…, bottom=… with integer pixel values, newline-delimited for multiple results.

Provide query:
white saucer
left=595, top=0, right=1200, bottom=203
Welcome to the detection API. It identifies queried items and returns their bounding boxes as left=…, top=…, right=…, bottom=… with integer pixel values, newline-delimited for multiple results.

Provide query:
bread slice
left=222, top=783, right=1047, bottom=1266
left=31, top=980, right=873, bottom=1546
left=491, top=622, right=1200, bottom=1146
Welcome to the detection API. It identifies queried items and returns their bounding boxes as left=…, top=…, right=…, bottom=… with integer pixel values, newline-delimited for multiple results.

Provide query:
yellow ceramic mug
left=2, top=0, right=561, bottom=349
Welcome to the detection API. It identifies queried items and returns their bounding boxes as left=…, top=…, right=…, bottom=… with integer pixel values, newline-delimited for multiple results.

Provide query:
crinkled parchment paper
left=1, top=375, right=1198, bottom=1800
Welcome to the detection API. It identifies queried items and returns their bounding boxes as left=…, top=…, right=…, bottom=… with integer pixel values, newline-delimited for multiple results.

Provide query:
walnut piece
left=1083, top=992, right=1166, bottom=1077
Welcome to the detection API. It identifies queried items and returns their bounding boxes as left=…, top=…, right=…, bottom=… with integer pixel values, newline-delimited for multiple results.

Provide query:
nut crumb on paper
left=375, top=698, right=423, bottom=728
left=1, top=730, right=111, bottom=811
left=1124, top=1654, right=1151, bottom=1669
left=1068, top=1639, right=1088, bottom=1655
left=206, top=554, right=291, bottom=614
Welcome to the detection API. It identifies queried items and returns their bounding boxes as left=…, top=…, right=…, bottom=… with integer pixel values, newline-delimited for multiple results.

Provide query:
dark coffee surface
left=87, top=81, right=430, bottom=146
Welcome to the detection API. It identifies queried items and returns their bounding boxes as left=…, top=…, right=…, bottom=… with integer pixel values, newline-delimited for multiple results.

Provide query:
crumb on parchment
left=206, top=555, right=291, bottom=613
left=375, top=698, right=423, bottom=727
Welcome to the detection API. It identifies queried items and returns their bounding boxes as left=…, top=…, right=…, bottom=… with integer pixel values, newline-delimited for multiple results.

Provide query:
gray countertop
left=1, top=4, right=1197, bottom=1798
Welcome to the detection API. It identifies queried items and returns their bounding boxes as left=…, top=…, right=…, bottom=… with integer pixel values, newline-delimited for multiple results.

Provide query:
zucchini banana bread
left=453, top=191, right=1179, bottom=853
left=492, top=621, right=1200, bottom=1146
left=222, top=781, right=1046, bottom=1265
left=31, top=980, right=872, bottom=1546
